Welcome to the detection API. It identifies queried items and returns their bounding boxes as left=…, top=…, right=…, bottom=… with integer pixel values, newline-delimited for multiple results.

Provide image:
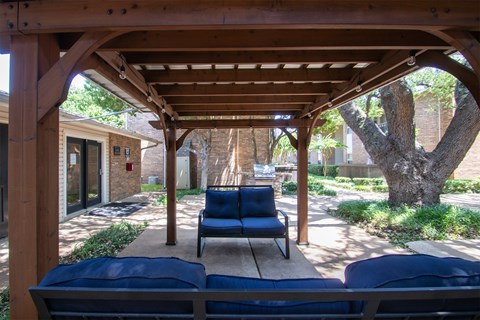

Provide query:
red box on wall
left=126, top=162, right=134, bottom=171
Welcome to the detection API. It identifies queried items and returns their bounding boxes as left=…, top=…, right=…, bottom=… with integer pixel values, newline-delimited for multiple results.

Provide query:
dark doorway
left=0, top=123, right=7, bottom=238
left=66, top=137, right=102, bottom=214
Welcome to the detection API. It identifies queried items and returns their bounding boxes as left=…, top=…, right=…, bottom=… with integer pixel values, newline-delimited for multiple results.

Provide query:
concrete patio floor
left=1, top=190, right=479, bottom=290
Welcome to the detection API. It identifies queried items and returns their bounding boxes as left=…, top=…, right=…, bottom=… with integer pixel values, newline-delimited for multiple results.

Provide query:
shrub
left=308, top=164, right=339, bottom=178
left=282, top=181, right=298, bottom=195
left=282, top=178, right=337, bottom=196
left=352, top=178, right=385, bottom=186
left=60, top=221, right=148, bottom=264
left=332, top=200, right=480, bottom=247
left=443, top=179, right=480, bottom=194
left=335, top=177, right=353, bottom=184
left=372, top=185, right=389, bottom=193
left=153, top=189, right=204, bottom=206
left=0, top=289, right=8, bottom=320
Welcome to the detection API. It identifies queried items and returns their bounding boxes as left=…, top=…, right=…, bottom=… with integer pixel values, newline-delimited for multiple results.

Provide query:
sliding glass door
left=67, top=137, right=101, bottom=214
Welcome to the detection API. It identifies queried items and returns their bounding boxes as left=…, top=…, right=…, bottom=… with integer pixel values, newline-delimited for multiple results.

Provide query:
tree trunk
left=339, top=80, right=480, bottom=207
left=194, top=130, right=212, bottom=191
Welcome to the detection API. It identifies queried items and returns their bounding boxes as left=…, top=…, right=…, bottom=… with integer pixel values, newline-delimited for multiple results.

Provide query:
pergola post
left=296, top=126, right=309, bottom=245
left=166, top=123, right=177, bottom=245
left=8, top=34, right=59, bottom=319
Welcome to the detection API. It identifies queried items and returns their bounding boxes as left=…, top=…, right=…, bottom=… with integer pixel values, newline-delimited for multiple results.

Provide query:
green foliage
left=282, top=175, right=337, bottom=196
left=309, top=134, right=345, bottom=176
left=335, top=177, right=353, bottom=184
left=0, top=289, right=9, bottom=320
left=405, top=67, right=457, bottom=109
left=273, top=132, right=297, bottom=164
left=61, top=78, right=132, bottom=128
left=312, top=109, right=344, bottom=136
left=308, top=164, right=339, bottom=177
left=352, top=178, right=385, bottom=186
left=443, top=179, right=480, bottom=194
left=1, top=221, right=147, bottom=318
left=60, top=221, right=148, bottom=264
left=141, top=184, right=163, bottom=192
left=332, top=200, right=480, bottom=247
left=153, top=189, right=204, bottom=206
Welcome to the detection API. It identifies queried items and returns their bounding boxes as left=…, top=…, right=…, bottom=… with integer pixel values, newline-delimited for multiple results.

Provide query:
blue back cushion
left=206, top=274, right=349, bottom=315
left=239, top=187, right=276, bottom=218
left=39, top=257, right=207, bottom=314
left=205, top=190, right=240, bottom=219
left=344, top=254, right=480, bottom=312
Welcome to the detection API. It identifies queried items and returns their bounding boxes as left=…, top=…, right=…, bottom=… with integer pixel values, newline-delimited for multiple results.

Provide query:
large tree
left=338, top=79, right=479, bottom=206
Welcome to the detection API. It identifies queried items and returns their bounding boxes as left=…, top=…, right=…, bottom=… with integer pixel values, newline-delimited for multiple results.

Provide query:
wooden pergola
left=0, top=1, right=479, bottom=317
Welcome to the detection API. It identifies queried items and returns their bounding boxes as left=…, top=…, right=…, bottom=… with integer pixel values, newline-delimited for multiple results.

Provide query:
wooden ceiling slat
left=143, top=68, right=355, bottom=84
left=122, top=51, right=384, bottom=65
left=167, top=95, right=316, bottom=105
left=155, top=83, right=332, bottom=96
left=173, top=103, right=303, bottom=110
left=102, top=30, right=450, bottom=52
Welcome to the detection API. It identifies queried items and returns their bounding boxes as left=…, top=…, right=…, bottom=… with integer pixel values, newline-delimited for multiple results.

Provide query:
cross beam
left=149, top=118, right=326, bottom=130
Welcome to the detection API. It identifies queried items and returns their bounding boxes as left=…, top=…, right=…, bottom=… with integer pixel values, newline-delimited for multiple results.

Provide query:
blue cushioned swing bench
left=197, top=185, right=290, bottom=259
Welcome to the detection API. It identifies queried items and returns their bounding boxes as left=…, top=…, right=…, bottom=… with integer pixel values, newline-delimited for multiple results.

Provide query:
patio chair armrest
left=198, top=209, right=205, bottom=223
left=277, top=209, right=289, bottom=226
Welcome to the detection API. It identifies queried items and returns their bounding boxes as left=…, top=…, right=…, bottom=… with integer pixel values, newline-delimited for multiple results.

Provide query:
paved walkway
left=1, top=190, right=479, bottom=290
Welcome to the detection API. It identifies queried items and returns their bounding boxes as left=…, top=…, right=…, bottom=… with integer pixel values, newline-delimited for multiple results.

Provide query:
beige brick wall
left=109, top=133, right=141, bottom=201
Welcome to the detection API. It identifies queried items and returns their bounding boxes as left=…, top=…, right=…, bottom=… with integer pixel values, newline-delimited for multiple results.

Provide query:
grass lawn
left=141, top=184, right=163, bottom=192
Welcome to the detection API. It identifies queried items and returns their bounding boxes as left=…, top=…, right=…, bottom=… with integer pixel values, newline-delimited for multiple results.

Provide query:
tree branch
left=429, top=83, right=480, bottom=178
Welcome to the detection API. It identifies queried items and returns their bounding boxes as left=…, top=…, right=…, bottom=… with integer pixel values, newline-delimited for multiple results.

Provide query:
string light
left=407, top=50, right=417, bottom=66
left=327, top=97, right=333, bottom=108
left=355, top=81, right=363, bottom=93
left=146, top=91, right=153, bottom=102
left=307, top=112, right=312, bottom=118
left=119, top=64, right=127, bottom=80
left=161, top=108, right=166, bottom=114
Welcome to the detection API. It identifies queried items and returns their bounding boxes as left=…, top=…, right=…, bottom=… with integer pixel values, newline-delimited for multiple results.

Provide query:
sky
left=0, top=54, right=85, bottom=93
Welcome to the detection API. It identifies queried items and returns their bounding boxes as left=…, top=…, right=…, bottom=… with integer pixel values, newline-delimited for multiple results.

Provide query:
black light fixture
left=407, top=50, right=417, bottom=66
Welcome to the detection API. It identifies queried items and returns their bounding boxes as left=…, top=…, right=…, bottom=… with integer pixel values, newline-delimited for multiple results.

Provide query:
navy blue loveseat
left=197, top=185, right=289, bottom=258
left=30, top=254, right=480, bottom=319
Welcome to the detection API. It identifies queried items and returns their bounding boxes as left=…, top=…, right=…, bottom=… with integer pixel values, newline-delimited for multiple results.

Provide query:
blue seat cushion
left=205, top=189, right=240, bottom=219
left=344, top=254, right=480, bottom=312
left=206, top=275, right=349, bottom=315
left=241, top=217, right=285, bottom=235
left=201, top=217, right=243, bottom=235
left=39, top=257, right=206, bottom=314
left=239, top=187, right=276, bottom=218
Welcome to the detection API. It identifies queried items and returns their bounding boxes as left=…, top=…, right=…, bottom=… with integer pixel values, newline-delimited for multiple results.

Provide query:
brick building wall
left=127, top=113, right=271, bottom=188
left=109, top=133, right=141, bottom=201
left=127, top=112, right=164, bottom=184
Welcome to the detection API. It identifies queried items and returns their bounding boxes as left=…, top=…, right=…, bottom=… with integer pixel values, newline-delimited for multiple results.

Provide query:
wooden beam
left=150, top=119, right=325, bottom=130
left=167, top=95, right=316, bottom=105
left=12, top=1, right=480, bottom=33
left=144, top=68, right=354, bottom=84
left=416, top=51, right=479, bottom=105
left=172, top=104, right=304, bottom=113
left=95, top=51, right=176, bottom=118
left=37, top=31, right=123, bottom=121
left=298, top=50, right=416, bottom=117
left=102, top=29, right=450, bottom=51
left=123, top=50, right=384, bottom=65
left=176, top=129, right=194, bottom=151
left=0, top=2, right=17, bottom=34
left=155, top=83, right=332, bottom=97
left=166, top=124, right=177, bottom=245
left=177, top=110, right=296, bottom=117
left=296, top=126, right=309, bottom=245
left=280, top=128, right=298, bottom=150
left=8, top=33, right=60, bottom=319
